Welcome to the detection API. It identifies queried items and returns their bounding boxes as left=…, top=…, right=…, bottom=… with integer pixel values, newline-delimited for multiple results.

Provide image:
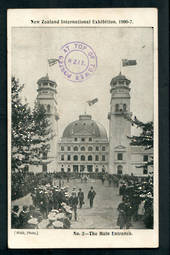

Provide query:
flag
left=122, top=59, right=137, bottom=66
left=48, top=58, right=59, bottom=67
left=87, top=98, right=98, bottom=106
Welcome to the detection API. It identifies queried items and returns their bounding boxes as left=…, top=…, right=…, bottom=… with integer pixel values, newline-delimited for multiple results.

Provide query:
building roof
left=110, top=72, right=131, bottom=86
left=37, top=74, right=56, bottom=85
left=62, top=115, right=108, bottom=139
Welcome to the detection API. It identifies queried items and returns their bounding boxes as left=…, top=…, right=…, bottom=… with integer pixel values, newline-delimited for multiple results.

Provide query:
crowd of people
left=117, top=176, right=153, bottom=229
left=11, top=180, right=97, bottom=229
left=11, top=170, right=153, bottom=229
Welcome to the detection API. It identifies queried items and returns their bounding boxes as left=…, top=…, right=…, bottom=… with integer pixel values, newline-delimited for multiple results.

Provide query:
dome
left=110, top=72, right=131, bottom=86
left=62, top=115, right=108, bottom=139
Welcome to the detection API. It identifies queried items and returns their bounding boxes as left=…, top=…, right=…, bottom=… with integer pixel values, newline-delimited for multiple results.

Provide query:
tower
left=36, top=74, right=59, bottom=172
left=108, top=72, right=131, bottom=175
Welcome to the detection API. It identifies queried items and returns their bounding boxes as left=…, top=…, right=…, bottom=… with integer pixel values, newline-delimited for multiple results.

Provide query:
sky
left=11, top=27, right=154, bottom=137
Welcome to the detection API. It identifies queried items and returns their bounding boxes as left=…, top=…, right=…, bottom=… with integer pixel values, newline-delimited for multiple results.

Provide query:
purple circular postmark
left=58, top=41, right=97, bottom=82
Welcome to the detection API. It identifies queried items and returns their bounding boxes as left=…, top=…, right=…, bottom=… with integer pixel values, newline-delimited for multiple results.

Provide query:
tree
left=11, top=77, right=53, bottom=172
left=123, top=113, right=153, bottom=167
left=12, top=77, right=32, bottom=171
left=28, top=102, right=54, bottom=166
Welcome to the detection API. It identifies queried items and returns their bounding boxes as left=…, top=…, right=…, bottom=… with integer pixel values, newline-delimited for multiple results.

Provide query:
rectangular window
left=95, top=155, right=99, bottom=161
left=42, top=164, right=47, bottom=172
left=74, top=138, right=78, bottom=141
left=61, top=146, right=64, bottom=151
left=102, top=155, right=105, bottom=161
left=43, top=152, right=47, bottom=159
left=67, top=146, right=71, bottom=151
left=81, top=138, right=85, bottom=142
left=117, top=153, right=123, bottom=160
left=67, top=155, right=71, bottom=161
left=102, top=146, right=105, bottom=151
left=61, top=155, right=64, bottom=161
left=143, top=155, right=148, bottom=162
left=89, top=137, right=92, bottom=141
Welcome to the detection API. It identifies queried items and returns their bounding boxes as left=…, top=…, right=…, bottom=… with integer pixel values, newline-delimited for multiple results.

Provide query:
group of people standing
left=12, top=183, right=97, bottom=228
left=117, top=178, right=153, bottom=229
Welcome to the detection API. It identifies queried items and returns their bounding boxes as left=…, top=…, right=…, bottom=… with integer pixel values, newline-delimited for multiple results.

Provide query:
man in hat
left=69, top=192, right=78, bottom=221
left=87, top=186, right=96, bottom=208
left=78, top=188, right=84, bottom=209
left=11, top=205, right=20, bottom=229
left=19, top=205, right=30, bottom=228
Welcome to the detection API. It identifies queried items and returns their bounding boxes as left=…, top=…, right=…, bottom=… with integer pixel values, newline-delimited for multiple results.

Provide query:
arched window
left=81, top=155, right=85, bottom=161
left=88, top=155, right=92, bottom=161
left=81, top=146, right=85, bottom=151
left=115, top=104, right=119, bottom=112
left=73, top=155, right=78, bottom=161
left=47, top=104, right=51, bottom=112
left=143, top=166, right=148, bottom=175
left=117, top=165, right=123, bottom=175
left=88, top=146, right=93, bottom=151
left=73, top=146, right=78, bottom=151
left=123, top=104, right=126, bottom=111
left=96, top=146, right=99, bottom=151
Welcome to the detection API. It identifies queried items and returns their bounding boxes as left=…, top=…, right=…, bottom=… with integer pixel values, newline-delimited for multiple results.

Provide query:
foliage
left=11, top=77, right=53, bottom=172
left=123, top=113, right=153, bottom=167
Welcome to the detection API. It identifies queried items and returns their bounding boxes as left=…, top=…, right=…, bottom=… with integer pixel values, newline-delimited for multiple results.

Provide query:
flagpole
left=84, top=102, right=87, bottom=115
left=120, top=59, right=122, bottom=73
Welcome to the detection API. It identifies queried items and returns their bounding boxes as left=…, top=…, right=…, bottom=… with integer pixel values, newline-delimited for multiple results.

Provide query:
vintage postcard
left=8, top=8, right=158, bottom=248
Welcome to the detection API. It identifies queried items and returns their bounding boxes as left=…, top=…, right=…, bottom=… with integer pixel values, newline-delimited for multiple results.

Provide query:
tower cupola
left=37, top=73, right=57, bottom=95
left=110, top=72, right=131, bottom=93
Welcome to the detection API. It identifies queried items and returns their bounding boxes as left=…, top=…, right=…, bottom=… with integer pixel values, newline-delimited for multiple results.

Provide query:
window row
left=115, top=104, right=127, bottom=112
left=74, top=137, right=93, bottom=142
left=60, top=146, right=106, bottom=152
left=116, top=154, right=149, bottom=162
left=60, top=155, right=106, bottom=161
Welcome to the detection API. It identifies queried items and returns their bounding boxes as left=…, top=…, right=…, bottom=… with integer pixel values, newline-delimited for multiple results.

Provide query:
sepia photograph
left=8, top=8, right=158, bottom=248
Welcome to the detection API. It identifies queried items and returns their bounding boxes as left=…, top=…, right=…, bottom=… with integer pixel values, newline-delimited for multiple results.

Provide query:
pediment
left=114, top=145, right=126, bottom=150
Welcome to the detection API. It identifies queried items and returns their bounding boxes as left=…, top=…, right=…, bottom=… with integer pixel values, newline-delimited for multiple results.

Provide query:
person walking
left=87, top=186, right=96, bottom=208
left=78, top=188, right=84, bottom=208
left=69, top=192, right=78, bottom=221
